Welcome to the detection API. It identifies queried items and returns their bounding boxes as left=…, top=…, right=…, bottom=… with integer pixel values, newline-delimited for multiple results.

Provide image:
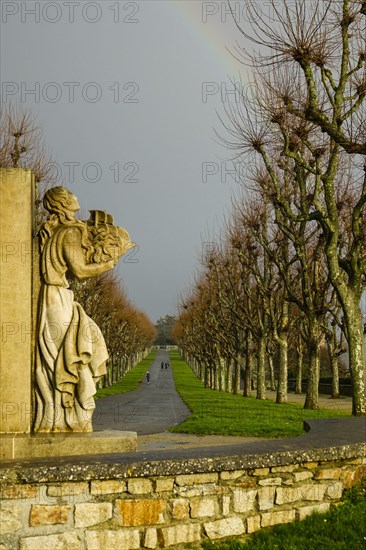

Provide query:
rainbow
left=166, top=1, right=242, bottom=76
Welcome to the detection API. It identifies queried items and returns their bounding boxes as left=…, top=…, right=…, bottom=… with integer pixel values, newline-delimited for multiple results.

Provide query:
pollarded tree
left=225, top=0, right=366, bottom=414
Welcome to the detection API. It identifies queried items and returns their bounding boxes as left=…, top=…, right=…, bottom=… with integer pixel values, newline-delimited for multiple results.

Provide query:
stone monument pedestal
left=0, top=430, right=137, bottom=460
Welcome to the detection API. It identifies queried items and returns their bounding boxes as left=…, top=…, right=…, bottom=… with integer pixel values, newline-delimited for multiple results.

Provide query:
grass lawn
left=202, top=479, right=366, bottom=550
left=169, top=351, right=350, bottom=438
left=95, top=350, right=157, bottom=399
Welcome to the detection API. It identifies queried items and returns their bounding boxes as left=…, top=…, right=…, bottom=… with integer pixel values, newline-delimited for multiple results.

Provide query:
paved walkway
left=94, top=351, right=191, bottom=435
left=94, top=351, right=353, bottom=452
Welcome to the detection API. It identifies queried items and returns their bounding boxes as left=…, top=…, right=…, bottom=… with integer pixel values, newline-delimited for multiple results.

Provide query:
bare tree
left=223, top=0, right=365, bottom=414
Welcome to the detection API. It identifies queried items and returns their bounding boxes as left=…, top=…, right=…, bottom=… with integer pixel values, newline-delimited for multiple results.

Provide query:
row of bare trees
left=174, top=0, right=365, bottom=415
left=70, top=273, right=156, bottom=389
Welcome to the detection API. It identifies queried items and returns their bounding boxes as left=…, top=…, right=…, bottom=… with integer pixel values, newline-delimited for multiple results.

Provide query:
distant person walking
left=161, top=361, right=164, bottom=370
left=146, top=371, right=150, bottom=384
left=165, top=362, right=168, bottom=369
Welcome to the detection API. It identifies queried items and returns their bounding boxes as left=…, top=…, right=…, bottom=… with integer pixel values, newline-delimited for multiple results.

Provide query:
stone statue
left=34, top=186, right=134, bottom=432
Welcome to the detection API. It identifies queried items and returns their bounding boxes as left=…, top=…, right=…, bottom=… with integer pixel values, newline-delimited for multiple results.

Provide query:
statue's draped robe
left=34, top=224, right=108, bottom=432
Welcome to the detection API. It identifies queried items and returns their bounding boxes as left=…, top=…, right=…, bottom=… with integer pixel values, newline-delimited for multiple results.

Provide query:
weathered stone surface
left=315, top=468, right=341, bottom=480
left=221, top=495, right=231, bottom=516
left=257, top=486, right=276, bottom=510
left=1, top=485, right=38, bottom=499
left=252, top=468, right=269, bottom=476
left=325, top=481, right=343, bottom=500
left=74, top=503, right=112, bottom=527
left=175, top=473, right=218, bottom=486
left=47, top=482, right=88, bottom=497
left=232, top=489, right=257, bottom=513
left=85, top=530, right=140, bottom=550
left=90, top=480, right=126, bottom=495
left=144, top=528, right=158, bottom=549
left=29, top=505, right=71, bottom=526
left=258, top=477, right=282, bottom=486
left=301, top=484, right=326, bottom=501
left=172, top=498, right=189, bottom=520
left=20, top=532, right=81, bottom=550
left=261, top=509, right=296, bottom=527
left=116, top=499, right=165, bottom=526
left=155, top=478, right=174, bottom=492
left=190, top=497, right=217, bottom=518
left=247, top=515, right=261, bottom=533
left=0, top=502, right=22, bottom=534
left=293, top=471, right=313, bottom=482
left=204, top=517, right=245, bottom=540
left=0, top=169, right=34, bottom=435
left=127, top=478, right=153, bottom=494
left=271, top=465, right=297, bottom=473
left=296, top=502, right=330, bottom=520
left=220, top=470, right=245, bottom=480
left=275, top=486, right=302, bottom=505
left=303, top=462, right=318, bottom=469
left=158, top=523, right=201, bottom=546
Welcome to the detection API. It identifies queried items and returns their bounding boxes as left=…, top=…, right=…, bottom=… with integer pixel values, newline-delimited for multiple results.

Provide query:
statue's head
left=43, top=186, right=80, bottom=216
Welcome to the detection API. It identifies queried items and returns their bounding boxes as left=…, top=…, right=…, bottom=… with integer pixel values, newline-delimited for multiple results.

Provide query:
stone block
left=175, top=473, right=218, bottom=486
left=251, top=468, right=270, bottom=476
left=325, top=481, right=343, bottom=500
left=232, top=489, right=257, bottom=513
left=258, top=478, right=282, bottom=486
left=74, top=502, right=112, bottom=527
left=190, top=497, right=217, bottom=518
left=47, top=482, right=89, bottom=498
left=0, top=169, right=34, bottom=434
left=220, top=470, right=245, bottom=480
left=315, top=468, right=341, bottom=480
left=127, top=478, right=153, bottom=494
left=303, top=462, right=318, bottom=469
left=301, top=484, right=326, bottom=501
left=261, top=509, right=296, bottom=527
left=296, top=502, right=330, bottom=520
left=275, top=486, right=302, bottom=505
left=157, top=523, right=201, bottom=546
left=116, top=499, right=165, bottom=526
left=271, top=465, right=297, bottom=473
left=85, top=530, right=140, bottom=550
left=172, top=498, right=189, bottom=520
left=155, top=478, right=174, bottom=492
left=20, top=532, right=81, bottom=550
left=222, top=495, right=231, bottom=516
left=29, top=505, right=71, bottom=526
left=204, top=517, right=245, bottom=540
left=293, top=471, right=313, bottom=483
left=90, top=480, right=126, bottom=495
left=0, top=502, right=22, bottom=534
left=1, top=485, right=38, bottom=500
left=144, top=528, right=158, bottom=549
left=257, top=486, right=276, bottom=511
left=247, top=515, right=261, bottom=533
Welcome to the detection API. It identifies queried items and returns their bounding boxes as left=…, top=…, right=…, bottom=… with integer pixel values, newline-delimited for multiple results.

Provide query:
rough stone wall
left=1, top=456, right=365, bottom=549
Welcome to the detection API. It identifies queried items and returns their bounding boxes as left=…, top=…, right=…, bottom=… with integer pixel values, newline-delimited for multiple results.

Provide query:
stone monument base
left=0, top=430, right=137, bottom=460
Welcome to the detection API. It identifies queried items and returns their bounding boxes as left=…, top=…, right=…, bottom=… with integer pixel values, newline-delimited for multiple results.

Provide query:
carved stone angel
left=34, top=186, right=134, bottom=432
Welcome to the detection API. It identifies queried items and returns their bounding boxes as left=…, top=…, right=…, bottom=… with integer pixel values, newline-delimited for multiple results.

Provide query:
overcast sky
left=1, top=0, right=256, bottom=322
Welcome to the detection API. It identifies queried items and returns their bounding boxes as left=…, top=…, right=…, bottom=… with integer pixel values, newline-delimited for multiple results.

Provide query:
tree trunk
left=219, top=356, right=226, bottom=392
left=342, top=298, right=366, bottom=415
left=268, top=355, right=276, bottom=391
left=257, top=336, right=266, bottom=400
left=233, top=356, right=241, bottom=395
left=304, top=321, right=321, bottom=409
left=243, top=336, right=252, bottom=397
left=226, top=358, right=233, bottom=393
left=276, top=338, right=288, bottom=403
left=295, top=340, right=303, bottom=394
